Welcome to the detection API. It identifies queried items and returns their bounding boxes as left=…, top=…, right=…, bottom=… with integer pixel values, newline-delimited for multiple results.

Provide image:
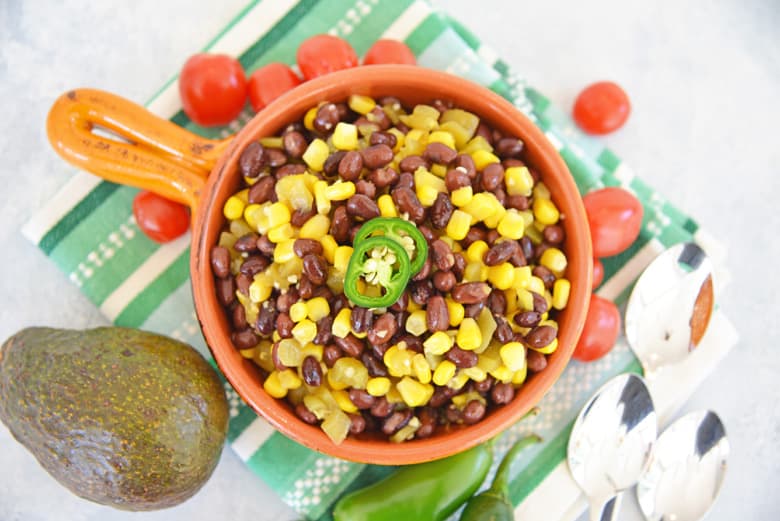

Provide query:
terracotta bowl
left=47, top=65, right=592, bottom=464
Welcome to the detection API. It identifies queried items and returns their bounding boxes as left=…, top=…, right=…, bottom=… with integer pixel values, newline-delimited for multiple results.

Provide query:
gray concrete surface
left=1, top=0, right=777, bottom=519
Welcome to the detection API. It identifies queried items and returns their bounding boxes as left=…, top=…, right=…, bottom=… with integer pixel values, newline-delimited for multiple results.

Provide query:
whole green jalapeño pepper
left=353, top=217, right=428, bottom=276
left=333, top=441, right=494, bottom=521
left=343, top=236, right=410, bottom=308
left=459, top=435, right=542, bottom=521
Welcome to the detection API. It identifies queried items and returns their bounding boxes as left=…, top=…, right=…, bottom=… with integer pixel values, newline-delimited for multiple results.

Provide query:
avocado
left=0, top=327, right=229, bottom=511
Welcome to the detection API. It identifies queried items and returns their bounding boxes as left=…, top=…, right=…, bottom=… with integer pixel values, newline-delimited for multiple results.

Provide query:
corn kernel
left=457, top=318, right=482, bottom=351
left=552, top=279, right=571, bottom=310
left=516, top=288, right=535, bottom=311
left=528, top=275, right=546, bottom=295
left=533, top=197, right=560, bottom=225
left=505, top=166, right=534, bottom=196
left=462, top=192, right=499, bottom=222
left=332, top=389, right=359, bottom=413
left=405, top=309, right=428, bottom=336
left=471, top=149, right=500, bottom=170
left=313, top=180, right=331, bottom=215
left=512, top=363, right=528, bottom=385
left=292, top=319, right=317, bottom=345
left=303, top=106, right=318, bottom=130
left=489, top=365, right=514, bottom=384
left=512, top=266, right=532, bottom=290
left=266, top=201, right=291, bottom=227
left=268, top=222, right=295, bottom=243
left=463, top=366, right=487, bottom=382
left=500, top=341, right=526, bottom=371
left=423, top=331, right=454, bottom=355
left=412, top=353, right=432, bottom=384
left=384, top=344, right=413, bottom=377
left=273, top=239, right=296, bottom=263
left=366, top=377, right=391, bottom=397
left=333, top=245, right=354, bottom=274
left=386, top=127, right=405, bottom=152
left=446, top=299, right=465, bottom=327
left=417, top=184, right=441, bottom=207
left=497, top=209, right=525, bottom=240
left=277, top=368, right=302, bottom=390
left=223, top=195, right=245, bottom=220
left=320, top=235, right=338, bottom=263
left=406, top=128, right=427, bottom=144
left=477, top=348, right=502, bottom=373
left=540, top=247, right=568, bottom=275
left=348, top=94, right=376, bottom=115
left=446, top=209, right=471, bottom=240
left=275, top=339, right=302, bottom=369
left=249, top=274, right=273, bottom=303
left=534, top=182, right=551, bottom=200
left=431, top=163, right=448, bottom=177
left=302, top=138, right=329, bottom=171
left=299, top=214, right=330, bottom=239
left=240, top=347, right=258, bottom=359
left=300, top=343, right=324, bottom=361
left=427, top=130, right=456, bottom=150
left=399, top=104, right=440, bottom=131
left=332, top=122, right=359, bottom=151
left=332, top=308, right=352, bottom=339
left=242, top=203, right=264, bottom=232
left=396, top=377, right=434, bottom=407
left=483, top=205, right=507, bottom=229
left=264, top=371, right=288, bottom=398
left=306, top=297, right=330, bottom=322
left=377, top=194, right=398, bottom=217
left=324, top=180, right=356, bottom=201
left=289, top=301, right=307, bottom=322
left=275, top=174, right=313, bottom=212
left=466, top=240, right=489, bottom=264
left=488, top=262, right=516, bottom=290
left=451, top=186, right=473, bottom=207
left=432, top=360, right=457, bottom=386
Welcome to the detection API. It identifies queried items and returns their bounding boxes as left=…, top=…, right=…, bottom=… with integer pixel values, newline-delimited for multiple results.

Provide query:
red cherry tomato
left=573, top=295, right=621, bottom=362
left=132, top=191, right=190, bottom=243
left=583, top=187, right=643, bottom=258
left=179, top=53, right=247, bottom=126
left=248, top=63, right=302, bottom=113
left=573, top=81, right=630, bottom=135
left=296, top=34, right=358, bottom=80
left=363, top=39, right=416, bottom=65
left=592, top=258, right=605, bottom=289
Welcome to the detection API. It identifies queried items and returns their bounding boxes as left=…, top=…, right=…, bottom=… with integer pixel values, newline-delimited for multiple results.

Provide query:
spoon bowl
left=636, top=410, right=729, bottom=521
left=624, top=242, right=715, bottom=379
left=567, top=373, right=657, bottom=521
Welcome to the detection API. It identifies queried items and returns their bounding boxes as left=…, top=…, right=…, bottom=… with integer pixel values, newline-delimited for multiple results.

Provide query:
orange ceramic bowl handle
left=46, top=88, right=231, bottom=210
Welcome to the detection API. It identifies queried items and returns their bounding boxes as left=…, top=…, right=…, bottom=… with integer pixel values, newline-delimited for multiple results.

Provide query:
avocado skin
left=0, top=327, right=229, bottom=511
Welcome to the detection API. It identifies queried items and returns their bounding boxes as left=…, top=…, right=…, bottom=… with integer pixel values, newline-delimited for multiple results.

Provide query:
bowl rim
left=191, top=65, right=592, bottom=465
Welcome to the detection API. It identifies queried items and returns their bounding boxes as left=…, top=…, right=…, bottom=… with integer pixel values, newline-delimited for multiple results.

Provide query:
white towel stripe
left=596, top=239, right=664, bottom=302
left=380, top=1, right=432, bottom=39
left=98, top=233, right=190, bottom=321
left=231, top=417, right=276, bottom=461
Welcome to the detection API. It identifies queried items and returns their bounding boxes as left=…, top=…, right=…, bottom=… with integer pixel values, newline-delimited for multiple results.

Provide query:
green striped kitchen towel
left=23, top=1, right=736, bottom=520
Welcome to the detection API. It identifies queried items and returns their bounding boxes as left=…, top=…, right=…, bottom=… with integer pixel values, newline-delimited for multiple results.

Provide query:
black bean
left=362, top=351, right=388, bottom=377
left=348, top=389, right=376, bottom=409
left=446, top=346, right=478, bottom=368
left=423, top=142, right=458, bottom=164
left=382, top=409, right=413, bottom=435
left=338, top=151, right=363, bottom=181
left=216, top=277, right=236, bottom=306
left=367, top=313, right=397, bottom=346
left=369, top=131, right=397, bottom=148
left=210, top=246, right=230, bottom=278
left=313, top=103, right=339, bottom=133
left=426, top=296, right=449, bottom=332
left=255, top=305, right=277, bottom=336
left=525, top=325, right=557, bottom=349
left=283, top=131, right=308, bottom=159
left=232, top=328, right=259, bottom=349
left=527, top=349, right=548, bottom=372
left=462, top=400, right=486, bottom=424
left=350, top=307, right=373, bottom=334
left=334, top=334, right=364, bottom=357
left=248, top=175, right=276, bottom=204
left=234, top=233, right=260, bottom=253
left=239, top=142, right=266, bottom=178
left=295, top=403, right=318, bottom=424
left=302, top=356, right=323, bottom=387
left=302, top=254, right=328, bottom=285
left=491, top=382, right=515, bottom=405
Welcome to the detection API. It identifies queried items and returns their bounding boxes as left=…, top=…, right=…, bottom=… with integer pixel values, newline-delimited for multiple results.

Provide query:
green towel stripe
left=404, top=12, right=447, bottom=54
left=341, top=0, right=415, bottom=55
left=600, top=231, right=654, bottom=281
left=596, top=148, right=621, bottom=174
left=227, top=405, right=263, bottom=442
left=247, top=433, right=339, bottom=493
left=444, top=15, right=481, bottom=50
left=113, top=249, right=191, bottom=327
left=38, top=181, right=119, bottom=254
left=525, top=87, right=551, bottom=113
left=559, top=147, right=605, bottom=194
left=507, top=357, right=643, bottom=503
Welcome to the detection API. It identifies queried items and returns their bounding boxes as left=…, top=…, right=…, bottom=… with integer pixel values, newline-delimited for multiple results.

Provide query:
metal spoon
left=637, top=410, right=729, bottom=521
left=624, top=242, right=715, bottom=380
left=567, top=373, right=657, bottom=521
